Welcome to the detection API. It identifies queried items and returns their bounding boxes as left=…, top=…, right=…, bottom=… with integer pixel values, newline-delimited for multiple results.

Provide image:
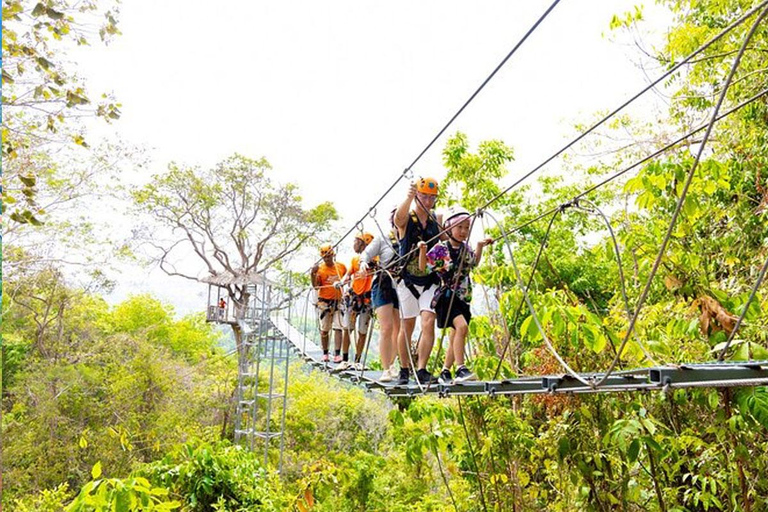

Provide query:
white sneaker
left=379, top=365, right=395, bottom=382
left=335, top=361, right=351, bottom=372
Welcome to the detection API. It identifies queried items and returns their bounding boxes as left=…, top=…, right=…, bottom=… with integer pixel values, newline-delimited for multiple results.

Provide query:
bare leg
left=333, top=328, right=342, bottom=353
left=443, top=328, right=456, bottom=370
left=399, top=317, right=416, bottom=369
left=391, top=308, right=400, bottom=366
left=451, top=315, right=469, bottom=367
left=377, top=305, right=396, bottom=368
left=355, top=332, right=366, bottom=362
left=320, top=331, right=330, bottom=352
left=417, top=310, right=436, bottom=370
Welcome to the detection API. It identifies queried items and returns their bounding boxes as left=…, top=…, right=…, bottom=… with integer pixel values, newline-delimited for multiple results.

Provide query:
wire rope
left=490, top=208, right=560, bottom=380
left=484, top=210, right=592, bottom=386
left=319, top=0, right=564, bottom=260
left=595, top=4, right=768, bottom=387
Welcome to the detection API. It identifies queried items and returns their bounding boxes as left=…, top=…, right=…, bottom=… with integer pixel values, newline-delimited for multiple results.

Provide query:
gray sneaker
left=454, top=366, right=476, bottom=383
left=438, top=369, right=453, bottom=385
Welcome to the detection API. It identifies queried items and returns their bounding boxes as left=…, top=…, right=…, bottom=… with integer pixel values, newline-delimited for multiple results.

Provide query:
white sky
left=69, top=0, right=672, bottom=315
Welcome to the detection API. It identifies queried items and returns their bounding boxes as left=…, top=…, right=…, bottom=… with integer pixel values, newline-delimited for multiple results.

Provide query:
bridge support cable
left=595, top=4, right=768, bottom=388
left=476, top=0, right=768, bottom=214
left=485, top=209, right=559, bottom=381
left=717, top=252, right=768, bottom=361
left=483, top=210, right=593, bottom=387
left=493, top=86, right=768, bottom=239
left=569, top=199, right=658, bottom=365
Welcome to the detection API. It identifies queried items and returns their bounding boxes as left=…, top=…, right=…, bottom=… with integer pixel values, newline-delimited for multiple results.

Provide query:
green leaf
left=92, top=461, right=102, bottom=479
left=627, top=438, right=640, bottom=463
left=736, top=387, right=768, bottom=429
left=707, top=390, right=719, bottom=410
left=19, top=175, right=36, bottom=187
left=46, top=7, right=65, bottom=20
left=31, top=2, right=46, bottom=16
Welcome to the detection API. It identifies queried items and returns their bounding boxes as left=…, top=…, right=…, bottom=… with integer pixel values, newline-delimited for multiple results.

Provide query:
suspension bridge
left=203, top=0, right=768, bottom=472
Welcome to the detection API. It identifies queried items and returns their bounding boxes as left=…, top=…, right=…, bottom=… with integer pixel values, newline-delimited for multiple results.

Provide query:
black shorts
left=433, top=290, right=471, bottom=329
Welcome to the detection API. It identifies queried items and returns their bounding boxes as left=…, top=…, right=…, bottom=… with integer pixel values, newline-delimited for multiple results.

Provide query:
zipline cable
left=322, top=0, right=564, bottom=256
left=496, top=86, right=768, bottom=238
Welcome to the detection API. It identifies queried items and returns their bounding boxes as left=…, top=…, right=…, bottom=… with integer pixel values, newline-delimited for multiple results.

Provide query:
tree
left=2, top=0, right=123, bottom=227
left=132, top=154, right=338, bottom=357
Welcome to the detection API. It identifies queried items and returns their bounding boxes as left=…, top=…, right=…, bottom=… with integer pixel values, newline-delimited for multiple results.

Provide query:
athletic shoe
left=321, top=354, right=330, bottom=362
left=415, top=368, right=439, bottom=385
left=454, top=366, right=477, bottom=383
left=333, top=354, right=343, bottom=364
left=335, top=360, right=351, bottom=371
left=397, top=368, right=411, bottom=386
left=438, top=369, right=453, bottom=385
left=380, top=365, right=397, bottom=382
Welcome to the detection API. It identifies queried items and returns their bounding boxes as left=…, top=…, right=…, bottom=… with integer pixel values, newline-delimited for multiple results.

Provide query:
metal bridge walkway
left=272, top=317, right=768, bottom=398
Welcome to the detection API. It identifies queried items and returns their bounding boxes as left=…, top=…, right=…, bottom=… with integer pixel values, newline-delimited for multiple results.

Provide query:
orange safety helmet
left=319, top=244, right=334, bottom=257
left=417, top=177, right=439, bottom=196
left=355, top=232, right=374, bottom=245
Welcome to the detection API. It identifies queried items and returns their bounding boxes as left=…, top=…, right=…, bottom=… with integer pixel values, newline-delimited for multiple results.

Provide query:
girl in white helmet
left=418, top=211, right=492, bottom=383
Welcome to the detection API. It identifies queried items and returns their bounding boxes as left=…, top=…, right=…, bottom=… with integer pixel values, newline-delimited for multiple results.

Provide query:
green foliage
left=2, top=286, right=234, bottom=509
left=66, top=470, right=180, bottom=512
left=139, top=441, right=284, bottom=512
left=441, top=131, right=515, bottom=212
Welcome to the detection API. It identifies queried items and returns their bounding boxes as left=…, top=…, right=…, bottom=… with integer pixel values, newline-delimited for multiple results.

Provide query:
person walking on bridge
left=394, top=177, right=444, bottom=386
left=419, top=210, right=492, bottom=384
left=338, top=232, right=374, bottom=371
left=361, top=209, right=401, bottom=382
left=310, top=245, right=347, bottom=363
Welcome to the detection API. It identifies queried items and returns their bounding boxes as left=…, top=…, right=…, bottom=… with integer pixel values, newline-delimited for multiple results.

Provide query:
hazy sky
left=69, top=0, right=671, bottom=315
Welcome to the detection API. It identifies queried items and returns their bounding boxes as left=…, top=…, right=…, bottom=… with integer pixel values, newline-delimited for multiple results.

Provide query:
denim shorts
left=371, top=274, right=399, bottom=309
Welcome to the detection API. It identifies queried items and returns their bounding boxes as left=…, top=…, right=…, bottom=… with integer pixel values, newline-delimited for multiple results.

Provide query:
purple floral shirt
left=426, top=241, right=475, bottom=303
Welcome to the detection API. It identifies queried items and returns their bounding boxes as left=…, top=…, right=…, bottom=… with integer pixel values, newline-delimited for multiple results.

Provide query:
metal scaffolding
left=232, top=277, right=291, bottom=472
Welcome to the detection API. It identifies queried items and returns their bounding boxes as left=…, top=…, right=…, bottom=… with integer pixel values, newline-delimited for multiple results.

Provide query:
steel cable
left=476, top=0, right=768, bottom=214
left=595, top=4, right=768, bottom=387
left=484, top=210, right=592, bottom=386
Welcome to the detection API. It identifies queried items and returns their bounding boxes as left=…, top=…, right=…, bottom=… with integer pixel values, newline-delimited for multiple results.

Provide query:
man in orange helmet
left=393, top=177, right=444, bottom=385
left=310, top=244, right=347, bottom=363
left=337, top=232, right=375, bottom=371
